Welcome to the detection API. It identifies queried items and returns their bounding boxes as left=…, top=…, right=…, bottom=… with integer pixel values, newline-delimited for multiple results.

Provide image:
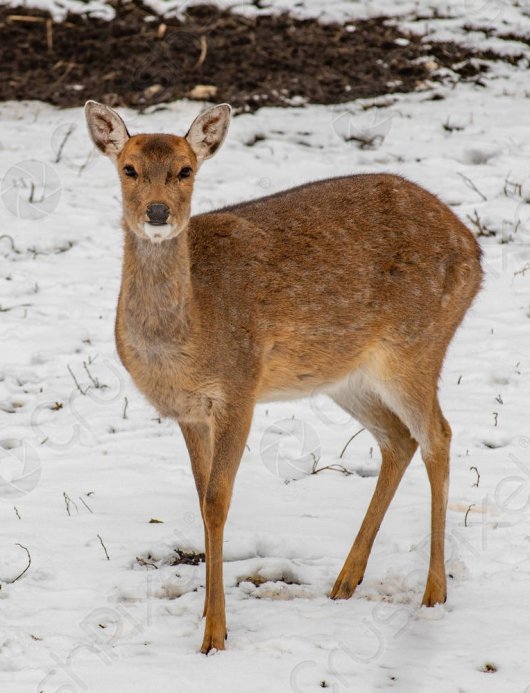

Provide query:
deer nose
left=146, top=203, right=169, bottom=225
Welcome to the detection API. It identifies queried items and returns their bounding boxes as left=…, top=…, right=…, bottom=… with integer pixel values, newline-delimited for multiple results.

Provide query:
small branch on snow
left=0, top=234, right=21, bottom=254
left=466, top=209, right=496, bottom=238
left=464, top=504, right=475, bottom=527
left=79, top=496, right=93, bottom=514
left=470, top=466, right=480, bottom=487
left=54, top=124, right=74, bottom=163
left=83, top=360, right=108, bottom=390
left=339, top=427, right=365, bottom=459
left=10, top=544, right=32, bottom=583
left=311, top=454, right=353, bottom=477
left=514, top=263, right=530, bottom=278
left=78, top=150, right=93, bottom=177
left=97, top=534, right=110, bottom=561
left=136, top=556, right=159, bottom=570
left=67, top=364, right=87, bottom=395
left=503, top=171, right=523, bottom=198
left=63, top=491, right=79, bottom=516
left=457, top=172, right=487, bottom=201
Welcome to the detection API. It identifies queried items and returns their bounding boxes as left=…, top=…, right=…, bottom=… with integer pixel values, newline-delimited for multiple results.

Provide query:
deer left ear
left=185, top=104, right=232, bottom=165
left=84, top=100, right=130, bottom=160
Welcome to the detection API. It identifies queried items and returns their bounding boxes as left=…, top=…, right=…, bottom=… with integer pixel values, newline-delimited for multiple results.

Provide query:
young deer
left=85, top=100, right=482, bottom=653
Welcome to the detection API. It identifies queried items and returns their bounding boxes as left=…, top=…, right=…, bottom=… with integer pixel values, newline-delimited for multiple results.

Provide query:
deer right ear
left=84, top=101, right=130, bottom=160
left=185, top=104, right=232, bottom=165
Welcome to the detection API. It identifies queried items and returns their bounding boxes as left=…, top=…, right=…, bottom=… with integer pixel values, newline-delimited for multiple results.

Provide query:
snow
left=2, top=6, right=530, bottom=693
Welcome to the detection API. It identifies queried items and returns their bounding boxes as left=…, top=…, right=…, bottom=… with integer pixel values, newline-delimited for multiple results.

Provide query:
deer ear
left=185, top=104, right=231, bottom=165
left=84, top=100, right=130, bottom=160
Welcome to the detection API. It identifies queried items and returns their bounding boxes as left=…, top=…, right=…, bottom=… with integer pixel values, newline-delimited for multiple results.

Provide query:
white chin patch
left=143, top=223, right=173, bottom=243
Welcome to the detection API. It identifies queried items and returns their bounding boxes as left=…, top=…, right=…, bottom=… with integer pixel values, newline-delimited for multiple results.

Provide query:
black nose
left=146, top=203, right=169, bottom=225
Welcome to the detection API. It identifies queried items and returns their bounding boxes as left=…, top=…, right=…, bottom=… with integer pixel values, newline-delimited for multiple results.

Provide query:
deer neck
left=120, top=225, right=194, bottom=345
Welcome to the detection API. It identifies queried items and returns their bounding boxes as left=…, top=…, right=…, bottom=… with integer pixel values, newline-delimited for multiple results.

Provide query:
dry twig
left=63, top=491, right=79, bottom=516
left=79, top=496, right=93, bottom=514
left=466, top=210, right=495, bottom=238
left=458, top=172, right=487, bottom=201
left=196, top=35, right=208, bottom=67
left=83, top=360, right=108, bottom=389
left=514, top=263, right=530, bottom=278
left=97, top=534, right=110, bottom=561
left=46, top=18, right=53, bottom=52
left=8, top=14, right=45, bottom=22
left=55, top=124, right=74, bottom=163
left=339, top=427, right=365, bottom=459
left=0, top=234, right=21, bottom=254
left=464, top=504, right=475, bottom=527
left=136, top=556, right=159, bottom=569
left=10, top=544, right=31, bottom=583
left=67, top=364, right=87, bottom=395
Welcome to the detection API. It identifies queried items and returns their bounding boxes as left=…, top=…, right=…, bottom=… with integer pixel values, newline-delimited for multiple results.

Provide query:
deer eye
left=179, top=166, right=192, bottom=179
left=123, top=165, right=137, bottom=178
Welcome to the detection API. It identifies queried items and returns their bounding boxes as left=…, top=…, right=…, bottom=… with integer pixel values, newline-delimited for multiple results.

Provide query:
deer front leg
left=200, top=402, right=254, bottom=654
left=179, top=422, right=212, bottom=618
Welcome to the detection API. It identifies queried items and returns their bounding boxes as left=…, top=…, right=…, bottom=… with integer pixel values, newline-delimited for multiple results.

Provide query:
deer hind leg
left=361, top=372, right=451, bottom=607
left=329, top=385, right=418, bottom=599
left=419, top=400, right=451, bottom=606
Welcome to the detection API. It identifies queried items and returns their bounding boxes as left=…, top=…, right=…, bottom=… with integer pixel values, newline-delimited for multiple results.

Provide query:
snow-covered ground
left=2, top=8, right=530, bottom=693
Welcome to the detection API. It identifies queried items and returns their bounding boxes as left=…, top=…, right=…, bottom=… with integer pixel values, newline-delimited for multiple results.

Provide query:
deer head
left=85, top=101, right=231, bottom=243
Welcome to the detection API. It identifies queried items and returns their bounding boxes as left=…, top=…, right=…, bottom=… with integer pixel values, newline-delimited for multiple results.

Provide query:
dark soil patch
left=236, top=573, right=300, bottom=587
left=0, top=2, right=525, bottom=111
left=170, top=549, right=205, bottom=566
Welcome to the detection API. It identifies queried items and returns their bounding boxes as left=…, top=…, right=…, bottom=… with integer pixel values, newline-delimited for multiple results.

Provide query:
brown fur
left=85, top=102, right=482, bottom=653
left=117, top=135, right=196, bottom=237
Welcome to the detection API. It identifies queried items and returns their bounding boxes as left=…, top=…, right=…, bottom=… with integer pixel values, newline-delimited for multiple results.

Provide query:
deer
left=84, top=100, right=482, bottom=654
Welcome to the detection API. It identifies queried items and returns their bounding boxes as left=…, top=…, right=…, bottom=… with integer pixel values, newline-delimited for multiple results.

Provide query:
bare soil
left=0, top=2, right=524, bottom=111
